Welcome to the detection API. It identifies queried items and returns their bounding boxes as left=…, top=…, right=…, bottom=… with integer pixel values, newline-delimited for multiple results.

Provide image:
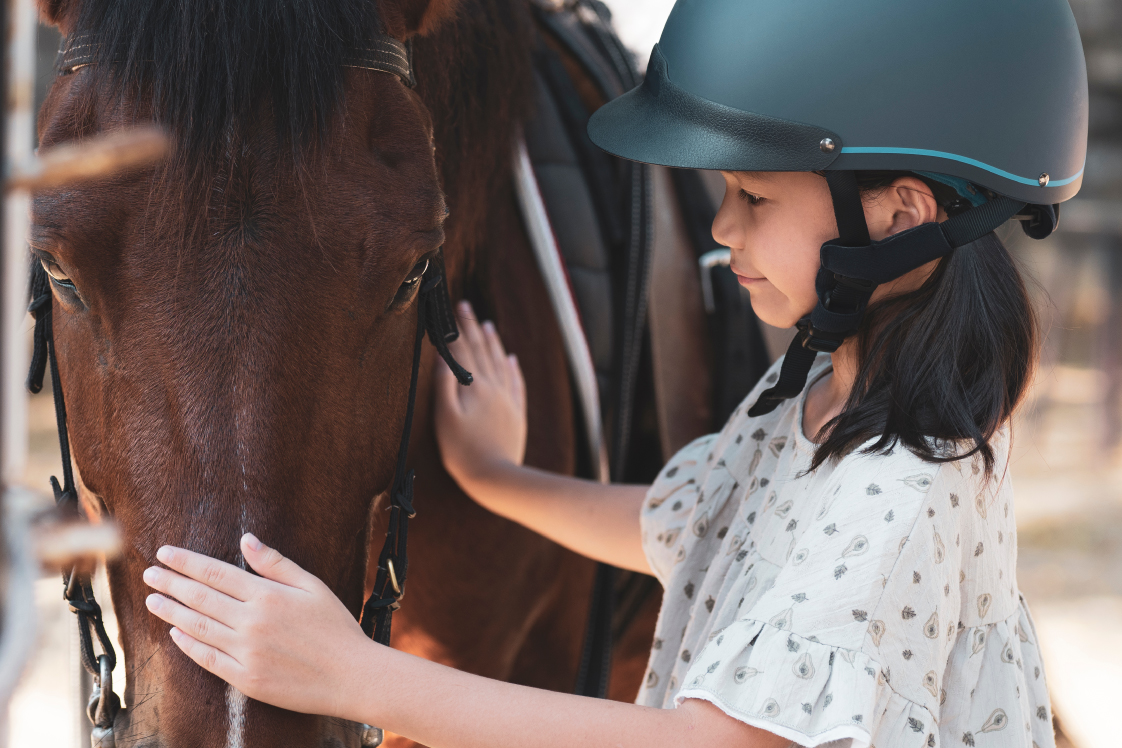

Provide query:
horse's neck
left=416, top=0, right=535, bottom=280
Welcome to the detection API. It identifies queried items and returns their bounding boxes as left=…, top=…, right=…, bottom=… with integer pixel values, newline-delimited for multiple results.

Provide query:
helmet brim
left=589, top=45, right=1084, bottom=205
left=588, top=45, right=841, bottom=174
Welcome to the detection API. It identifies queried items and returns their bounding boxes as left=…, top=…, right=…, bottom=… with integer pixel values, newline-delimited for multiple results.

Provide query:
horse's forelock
left=67, top=0, right=385, bottom=170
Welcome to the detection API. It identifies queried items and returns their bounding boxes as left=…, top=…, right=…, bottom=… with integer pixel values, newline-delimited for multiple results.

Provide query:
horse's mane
left=68, top=0, right=534, bottom=247
left=73, top=0, right=390, bottom=166
left=413, top=0, right=535, bottom=257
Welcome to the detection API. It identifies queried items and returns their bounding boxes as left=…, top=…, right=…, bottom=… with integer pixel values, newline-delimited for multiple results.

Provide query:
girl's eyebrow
left=733, top=171, right=776, bottom=187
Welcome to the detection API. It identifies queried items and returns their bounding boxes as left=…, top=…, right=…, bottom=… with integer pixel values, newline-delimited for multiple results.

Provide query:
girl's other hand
left=143, top=534, right=371, bottom=719
left=434, top=301, right=527, bottom=493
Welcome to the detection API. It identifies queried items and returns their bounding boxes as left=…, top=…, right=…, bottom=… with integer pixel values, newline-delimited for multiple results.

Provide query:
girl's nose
left=711, top=187, right=743, bottom=250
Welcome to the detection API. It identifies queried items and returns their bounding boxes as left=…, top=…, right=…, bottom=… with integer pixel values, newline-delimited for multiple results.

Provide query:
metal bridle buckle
left=361, top=724, right=385, bottom=747
left=87, top=654, right=121, bottom=746
left=385, top=559, right=402, bottom=596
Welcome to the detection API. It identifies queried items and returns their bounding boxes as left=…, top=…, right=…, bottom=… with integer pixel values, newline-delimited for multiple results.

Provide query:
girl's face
left=712, top=171, right=833, bottom=328
left=712, top=170, right=941, bottom=329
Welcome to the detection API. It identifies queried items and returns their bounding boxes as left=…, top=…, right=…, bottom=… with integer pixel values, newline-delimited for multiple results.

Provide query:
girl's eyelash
left=738, top=189, right=764, bottom=205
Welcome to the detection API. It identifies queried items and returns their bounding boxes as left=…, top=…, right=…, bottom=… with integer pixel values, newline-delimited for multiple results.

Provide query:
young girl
left=142, top=1, right=1087, bottom=746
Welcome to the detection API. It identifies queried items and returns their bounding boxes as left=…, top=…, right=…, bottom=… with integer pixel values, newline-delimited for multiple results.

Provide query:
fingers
left=143, top=565, right=240, bottom=625
left=146, top=592, right=237, bottom=653
left=241, top=533, right=317, bottom=590
left=168, top=626, right=244, bottom=684
left=454, top=300, right=518, bottom=392
left=155, top=545, right=258, bottom=601
left=456, top=302, right=496, bottom=382
left=447, top=319, right=477, bottom=376
left=481, top=321, right=510, bottom=389
left=509, top=354, right=526, bottom=414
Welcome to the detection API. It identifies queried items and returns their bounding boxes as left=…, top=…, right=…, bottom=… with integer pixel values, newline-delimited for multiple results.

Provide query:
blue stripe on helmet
left=840, top=147, right=1084, bottom=188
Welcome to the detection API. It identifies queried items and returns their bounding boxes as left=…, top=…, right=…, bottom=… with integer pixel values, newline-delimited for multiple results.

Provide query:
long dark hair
left=809, top=172, right=1038, bottom=476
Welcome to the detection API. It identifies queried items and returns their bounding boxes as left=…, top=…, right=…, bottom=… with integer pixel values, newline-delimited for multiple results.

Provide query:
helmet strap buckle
left=1014, top=203, right=1060, bottom=240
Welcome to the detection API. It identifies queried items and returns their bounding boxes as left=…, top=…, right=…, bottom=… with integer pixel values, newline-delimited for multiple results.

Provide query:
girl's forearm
left=346, top=643, right=780, bottom=748
left=458, top=459, right=650, bottom=573
left=142, top=540, right=788, bottom=748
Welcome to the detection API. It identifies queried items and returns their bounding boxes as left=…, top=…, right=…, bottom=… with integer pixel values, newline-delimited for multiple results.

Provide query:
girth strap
left=531, top=0, right=654, bottom=699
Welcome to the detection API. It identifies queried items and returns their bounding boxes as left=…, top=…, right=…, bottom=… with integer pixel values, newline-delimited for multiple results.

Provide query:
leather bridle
left=30, top=30, right=471, bottom=742
left=56, top=31, right=417, bottom=87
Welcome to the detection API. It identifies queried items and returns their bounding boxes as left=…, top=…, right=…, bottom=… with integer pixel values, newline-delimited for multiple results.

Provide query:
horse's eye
left=41, top=258, right=76, bottom=290
left=403, top=259, right=429, bottom=287
left=389, top=258, right=431, bottom=310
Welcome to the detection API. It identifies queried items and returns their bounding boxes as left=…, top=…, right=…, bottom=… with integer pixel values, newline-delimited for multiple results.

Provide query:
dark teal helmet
left=590, top=0, right=1088, bottom=205
left=589, top=0, right=1089, bottom=414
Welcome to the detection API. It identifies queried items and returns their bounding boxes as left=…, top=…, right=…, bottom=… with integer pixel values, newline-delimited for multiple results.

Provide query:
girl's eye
left=40, top=258, right=76, bottom=290
left=739, top=189, right=764, bottom=206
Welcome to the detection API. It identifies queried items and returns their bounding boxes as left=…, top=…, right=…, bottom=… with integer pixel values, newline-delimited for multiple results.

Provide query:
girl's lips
left=733, top=271, right=766, bottom=287
left=729, top=262, right=765, bottom=286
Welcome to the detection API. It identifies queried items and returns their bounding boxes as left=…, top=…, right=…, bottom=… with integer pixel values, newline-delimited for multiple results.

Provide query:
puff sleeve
left=641, top=434, right=719, bottom=587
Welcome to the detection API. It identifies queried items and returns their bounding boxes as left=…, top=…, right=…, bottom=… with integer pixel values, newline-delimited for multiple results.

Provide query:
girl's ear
left=379, top=0, right=460, bottom=38
left=871, top=176, right=940, bottom=240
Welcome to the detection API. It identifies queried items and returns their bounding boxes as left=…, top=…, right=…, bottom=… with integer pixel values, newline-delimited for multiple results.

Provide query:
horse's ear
left=379, top=0, right=460, bottom=38
left=36, top=0, right=79, bottom=33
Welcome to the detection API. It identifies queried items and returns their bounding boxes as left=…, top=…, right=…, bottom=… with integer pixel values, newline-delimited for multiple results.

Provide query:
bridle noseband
left=31, top=30, right=470, bottom=744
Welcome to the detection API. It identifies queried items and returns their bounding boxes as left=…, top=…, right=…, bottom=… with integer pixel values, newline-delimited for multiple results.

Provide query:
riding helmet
left=588, top=0, right=1089, bottom=414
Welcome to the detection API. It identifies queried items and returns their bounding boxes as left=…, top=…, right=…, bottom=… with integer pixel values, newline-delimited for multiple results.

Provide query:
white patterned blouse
left=637, top=357, right=1054, bottom=748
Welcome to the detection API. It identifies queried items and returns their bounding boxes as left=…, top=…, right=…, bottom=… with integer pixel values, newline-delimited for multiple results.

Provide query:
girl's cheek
left=745, top=281, right=799, bottom=329
left=744, top=245, right=813, bottom=327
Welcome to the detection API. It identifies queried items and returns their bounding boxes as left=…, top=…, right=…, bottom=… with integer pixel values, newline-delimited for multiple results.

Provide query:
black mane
left=413, top=0, right=534, bottom=252
left=64, top=0, right=535, bottom=251
left=74, top=0, right=385, bottom=162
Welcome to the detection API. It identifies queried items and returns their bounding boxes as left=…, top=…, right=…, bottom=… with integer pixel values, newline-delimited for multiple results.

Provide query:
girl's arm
left=144, top=537, right=789, bottom=748
left=435, top=302, right=650, bottom=575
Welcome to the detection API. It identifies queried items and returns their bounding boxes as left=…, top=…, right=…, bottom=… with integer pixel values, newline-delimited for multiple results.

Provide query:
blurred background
left=9, top=2, right=1122, bottom=747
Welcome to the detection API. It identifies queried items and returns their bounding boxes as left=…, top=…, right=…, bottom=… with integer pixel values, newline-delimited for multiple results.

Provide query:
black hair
left=809, top=171, right=1038, bottom=476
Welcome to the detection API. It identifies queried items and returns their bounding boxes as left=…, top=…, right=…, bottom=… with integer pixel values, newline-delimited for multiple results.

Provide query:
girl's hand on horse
left=143, top=533, right=370, bottom=719
left=144, top=538, right=786, bottom=748
left=435, top=300, right=528, bottom=491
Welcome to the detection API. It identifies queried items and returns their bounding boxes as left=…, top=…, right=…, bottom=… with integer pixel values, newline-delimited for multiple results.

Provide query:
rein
left=30, top=31, right=470, bottom=744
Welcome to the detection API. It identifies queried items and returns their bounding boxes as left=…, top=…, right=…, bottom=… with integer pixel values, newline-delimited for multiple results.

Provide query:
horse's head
left=33, top=0, right=461, bottom=744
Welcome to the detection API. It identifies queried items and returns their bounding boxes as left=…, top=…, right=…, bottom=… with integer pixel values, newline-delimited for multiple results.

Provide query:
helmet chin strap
left=748, top=171, right=1028, bottom=417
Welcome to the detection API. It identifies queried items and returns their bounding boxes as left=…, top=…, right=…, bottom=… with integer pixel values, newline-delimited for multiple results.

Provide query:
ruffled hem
left=936, top=599, right=1055, bottom=748
left=678, top=690, right=875, bottom=748
left=674, top=618, right=939, bottom=747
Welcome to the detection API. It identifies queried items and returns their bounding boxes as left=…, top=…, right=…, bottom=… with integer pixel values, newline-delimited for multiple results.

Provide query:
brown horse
left=32, top=0, right=702, bottom=746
